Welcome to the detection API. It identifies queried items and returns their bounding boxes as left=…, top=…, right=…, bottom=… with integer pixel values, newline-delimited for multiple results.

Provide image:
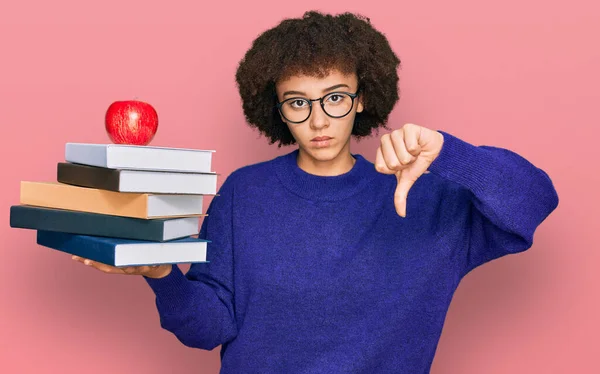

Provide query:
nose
left=309, top=102, right=330, bottom=130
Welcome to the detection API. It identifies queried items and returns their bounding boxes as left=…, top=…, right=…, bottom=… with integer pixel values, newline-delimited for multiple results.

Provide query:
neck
left=296, top=143, right=355, bottom=176
left=272, top=147, right=378, bottom=202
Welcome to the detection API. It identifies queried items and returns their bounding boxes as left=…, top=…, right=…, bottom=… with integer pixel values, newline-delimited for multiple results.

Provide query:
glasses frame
left=275, top=90, right=360, bottom=124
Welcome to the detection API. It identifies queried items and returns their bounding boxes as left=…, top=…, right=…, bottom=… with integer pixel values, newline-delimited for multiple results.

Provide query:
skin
left=375, top=123, right=445, bottom=217
left=73, top=68, right=445, bottom=278
left=275, top=69, right=364, bottom=176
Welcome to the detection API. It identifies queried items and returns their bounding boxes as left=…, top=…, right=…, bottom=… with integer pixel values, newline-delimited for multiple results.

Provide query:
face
left=275, top=69, right=364, bottom=164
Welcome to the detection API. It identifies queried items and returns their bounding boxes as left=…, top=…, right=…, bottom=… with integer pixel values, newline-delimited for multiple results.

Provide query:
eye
left=326, top=93, right=348, bottom=105
left=289, top=99, right=308, bottom=109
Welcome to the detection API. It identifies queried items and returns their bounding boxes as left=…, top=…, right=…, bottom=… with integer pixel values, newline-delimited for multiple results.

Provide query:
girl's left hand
left=375, top=123, right=444, bottom=217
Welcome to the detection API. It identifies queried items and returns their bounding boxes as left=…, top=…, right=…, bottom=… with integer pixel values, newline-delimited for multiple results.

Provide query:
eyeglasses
left=275, top=90, right=359, bottom=124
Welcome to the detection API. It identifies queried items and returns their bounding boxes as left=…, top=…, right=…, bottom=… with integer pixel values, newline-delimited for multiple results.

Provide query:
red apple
left=105, top=100, right=158, bottom=146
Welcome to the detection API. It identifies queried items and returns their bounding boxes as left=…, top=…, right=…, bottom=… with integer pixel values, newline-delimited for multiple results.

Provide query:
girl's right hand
left=71, top=255, right=172, bottom=279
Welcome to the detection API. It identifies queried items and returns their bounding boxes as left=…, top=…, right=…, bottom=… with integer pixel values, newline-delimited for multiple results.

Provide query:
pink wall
left=1, top=0, right=597, bottom=373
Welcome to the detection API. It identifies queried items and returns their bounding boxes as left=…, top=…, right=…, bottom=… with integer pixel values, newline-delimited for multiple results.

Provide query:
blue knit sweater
left=144, top=130, right=558, bottom=373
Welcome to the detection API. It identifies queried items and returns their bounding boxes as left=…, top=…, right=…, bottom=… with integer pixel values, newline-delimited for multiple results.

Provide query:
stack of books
left=10, top=142, right=218, bottom=267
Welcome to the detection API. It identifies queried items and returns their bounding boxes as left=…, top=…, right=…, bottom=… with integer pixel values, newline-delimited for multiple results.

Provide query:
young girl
left=73, top=10, right=559, bottom=373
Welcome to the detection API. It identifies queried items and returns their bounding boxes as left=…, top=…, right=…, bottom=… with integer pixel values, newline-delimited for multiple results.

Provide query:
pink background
left=1, top=0, right=597, bottom=373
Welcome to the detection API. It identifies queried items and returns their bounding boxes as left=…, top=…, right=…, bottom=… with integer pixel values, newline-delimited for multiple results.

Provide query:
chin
left=304, top=146, right=343, bottom=162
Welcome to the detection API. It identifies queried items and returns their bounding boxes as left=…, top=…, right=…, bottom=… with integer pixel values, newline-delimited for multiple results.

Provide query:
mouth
left=310, top=136, right=333, bottom=149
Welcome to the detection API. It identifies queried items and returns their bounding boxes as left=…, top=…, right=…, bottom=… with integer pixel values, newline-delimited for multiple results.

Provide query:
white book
left=65, top=143, right=214, bottom=173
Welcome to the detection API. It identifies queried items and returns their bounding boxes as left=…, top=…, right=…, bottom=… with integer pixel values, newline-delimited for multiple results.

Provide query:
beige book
left=20, top=181, right=204, bottom=219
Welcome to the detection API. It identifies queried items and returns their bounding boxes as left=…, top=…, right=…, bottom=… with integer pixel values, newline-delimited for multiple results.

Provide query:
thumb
left=394, top=157, right=430, bottom=217
left=394, top=171, right=408, bottom=217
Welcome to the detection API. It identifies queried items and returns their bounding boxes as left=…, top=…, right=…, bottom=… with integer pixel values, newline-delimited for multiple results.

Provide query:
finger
left=380, top=134, right=403, bottom=171
left=401, top=124, right=422, bottom=156
left=85, top=259, right=125, bottom=274
left=390, top=129, right=417, bottom=166
left=73, top=255, right=127, bottom=274
left=121, top=266, right=142, bottom=274
left=394, top=156, right=432, bottom=217
left=121, top=266, right=154, bottom=275
left=375, top=146, right=395, bottom=174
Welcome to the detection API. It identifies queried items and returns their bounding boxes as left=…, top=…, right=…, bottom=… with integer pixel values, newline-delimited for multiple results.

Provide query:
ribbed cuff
left=143, top=264, right=194, bottom=312
left=427, top=130, right=498, bottom=195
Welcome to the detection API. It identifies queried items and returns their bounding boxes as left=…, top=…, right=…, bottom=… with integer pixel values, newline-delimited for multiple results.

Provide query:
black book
left=57, top=162, right=218, bottom=195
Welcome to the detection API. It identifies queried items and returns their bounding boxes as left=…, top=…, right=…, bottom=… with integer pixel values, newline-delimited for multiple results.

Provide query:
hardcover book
left=65, top=142, right=214, bottom=173
left=37, top=230, right=209, bottom=266
left=20, top=181, right=204, bottom=219
left=10, top=205, right=202, bottom=241
left=57, top=162, right=218, bottom=195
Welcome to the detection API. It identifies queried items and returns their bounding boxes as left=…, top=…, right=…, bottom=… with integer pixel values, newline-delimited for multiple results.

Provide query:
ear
left=356, top=93, right=364, bottom=113
left=275, top=98, right=288, bottom=124
left=278, top=110, right=288, bottom=125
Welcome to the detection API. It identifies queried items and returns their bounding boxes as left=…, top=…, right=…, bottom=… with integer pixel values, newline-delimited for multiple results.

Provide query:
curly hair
left=235, top=10, right=401, bottom=147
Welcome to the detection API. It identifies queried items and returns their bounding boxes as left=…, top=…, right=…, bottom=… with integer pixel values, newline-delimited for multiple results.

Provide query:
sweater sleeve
left=143, top=173, right=238, bottom=350
left=427, top=131, right=559, bottom=276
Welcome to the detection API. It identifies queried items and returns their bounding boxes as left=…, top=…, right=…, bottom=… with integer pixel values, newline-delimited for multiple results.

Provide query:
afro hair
left=235, top=10, right=401, bottom=147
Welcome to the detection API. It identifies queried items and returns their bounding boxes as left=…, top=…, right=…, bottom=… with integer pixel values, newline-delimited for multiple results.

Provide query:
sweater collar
left=273, top=148, right=378, bottom=201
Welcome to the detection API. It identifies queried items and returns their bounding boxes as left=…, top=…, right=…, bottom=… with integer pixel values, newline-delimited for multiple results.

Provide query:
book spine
left=36, top=230, right=117, bottom=266
left=57, top=163, right=121, bottom=192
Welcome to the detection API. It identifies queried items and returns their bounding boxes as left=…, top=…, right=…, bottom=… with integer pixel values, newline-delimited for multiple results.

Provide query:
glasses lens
left=280, top=98, right=311, bottom=123
left=322, top=93, right=353, bottom=118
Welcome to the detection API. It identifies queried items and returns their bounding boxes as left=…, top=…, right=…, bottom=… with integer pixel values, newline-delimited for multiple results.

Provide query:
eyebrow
left=282, top=83, right=351, bottom=97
